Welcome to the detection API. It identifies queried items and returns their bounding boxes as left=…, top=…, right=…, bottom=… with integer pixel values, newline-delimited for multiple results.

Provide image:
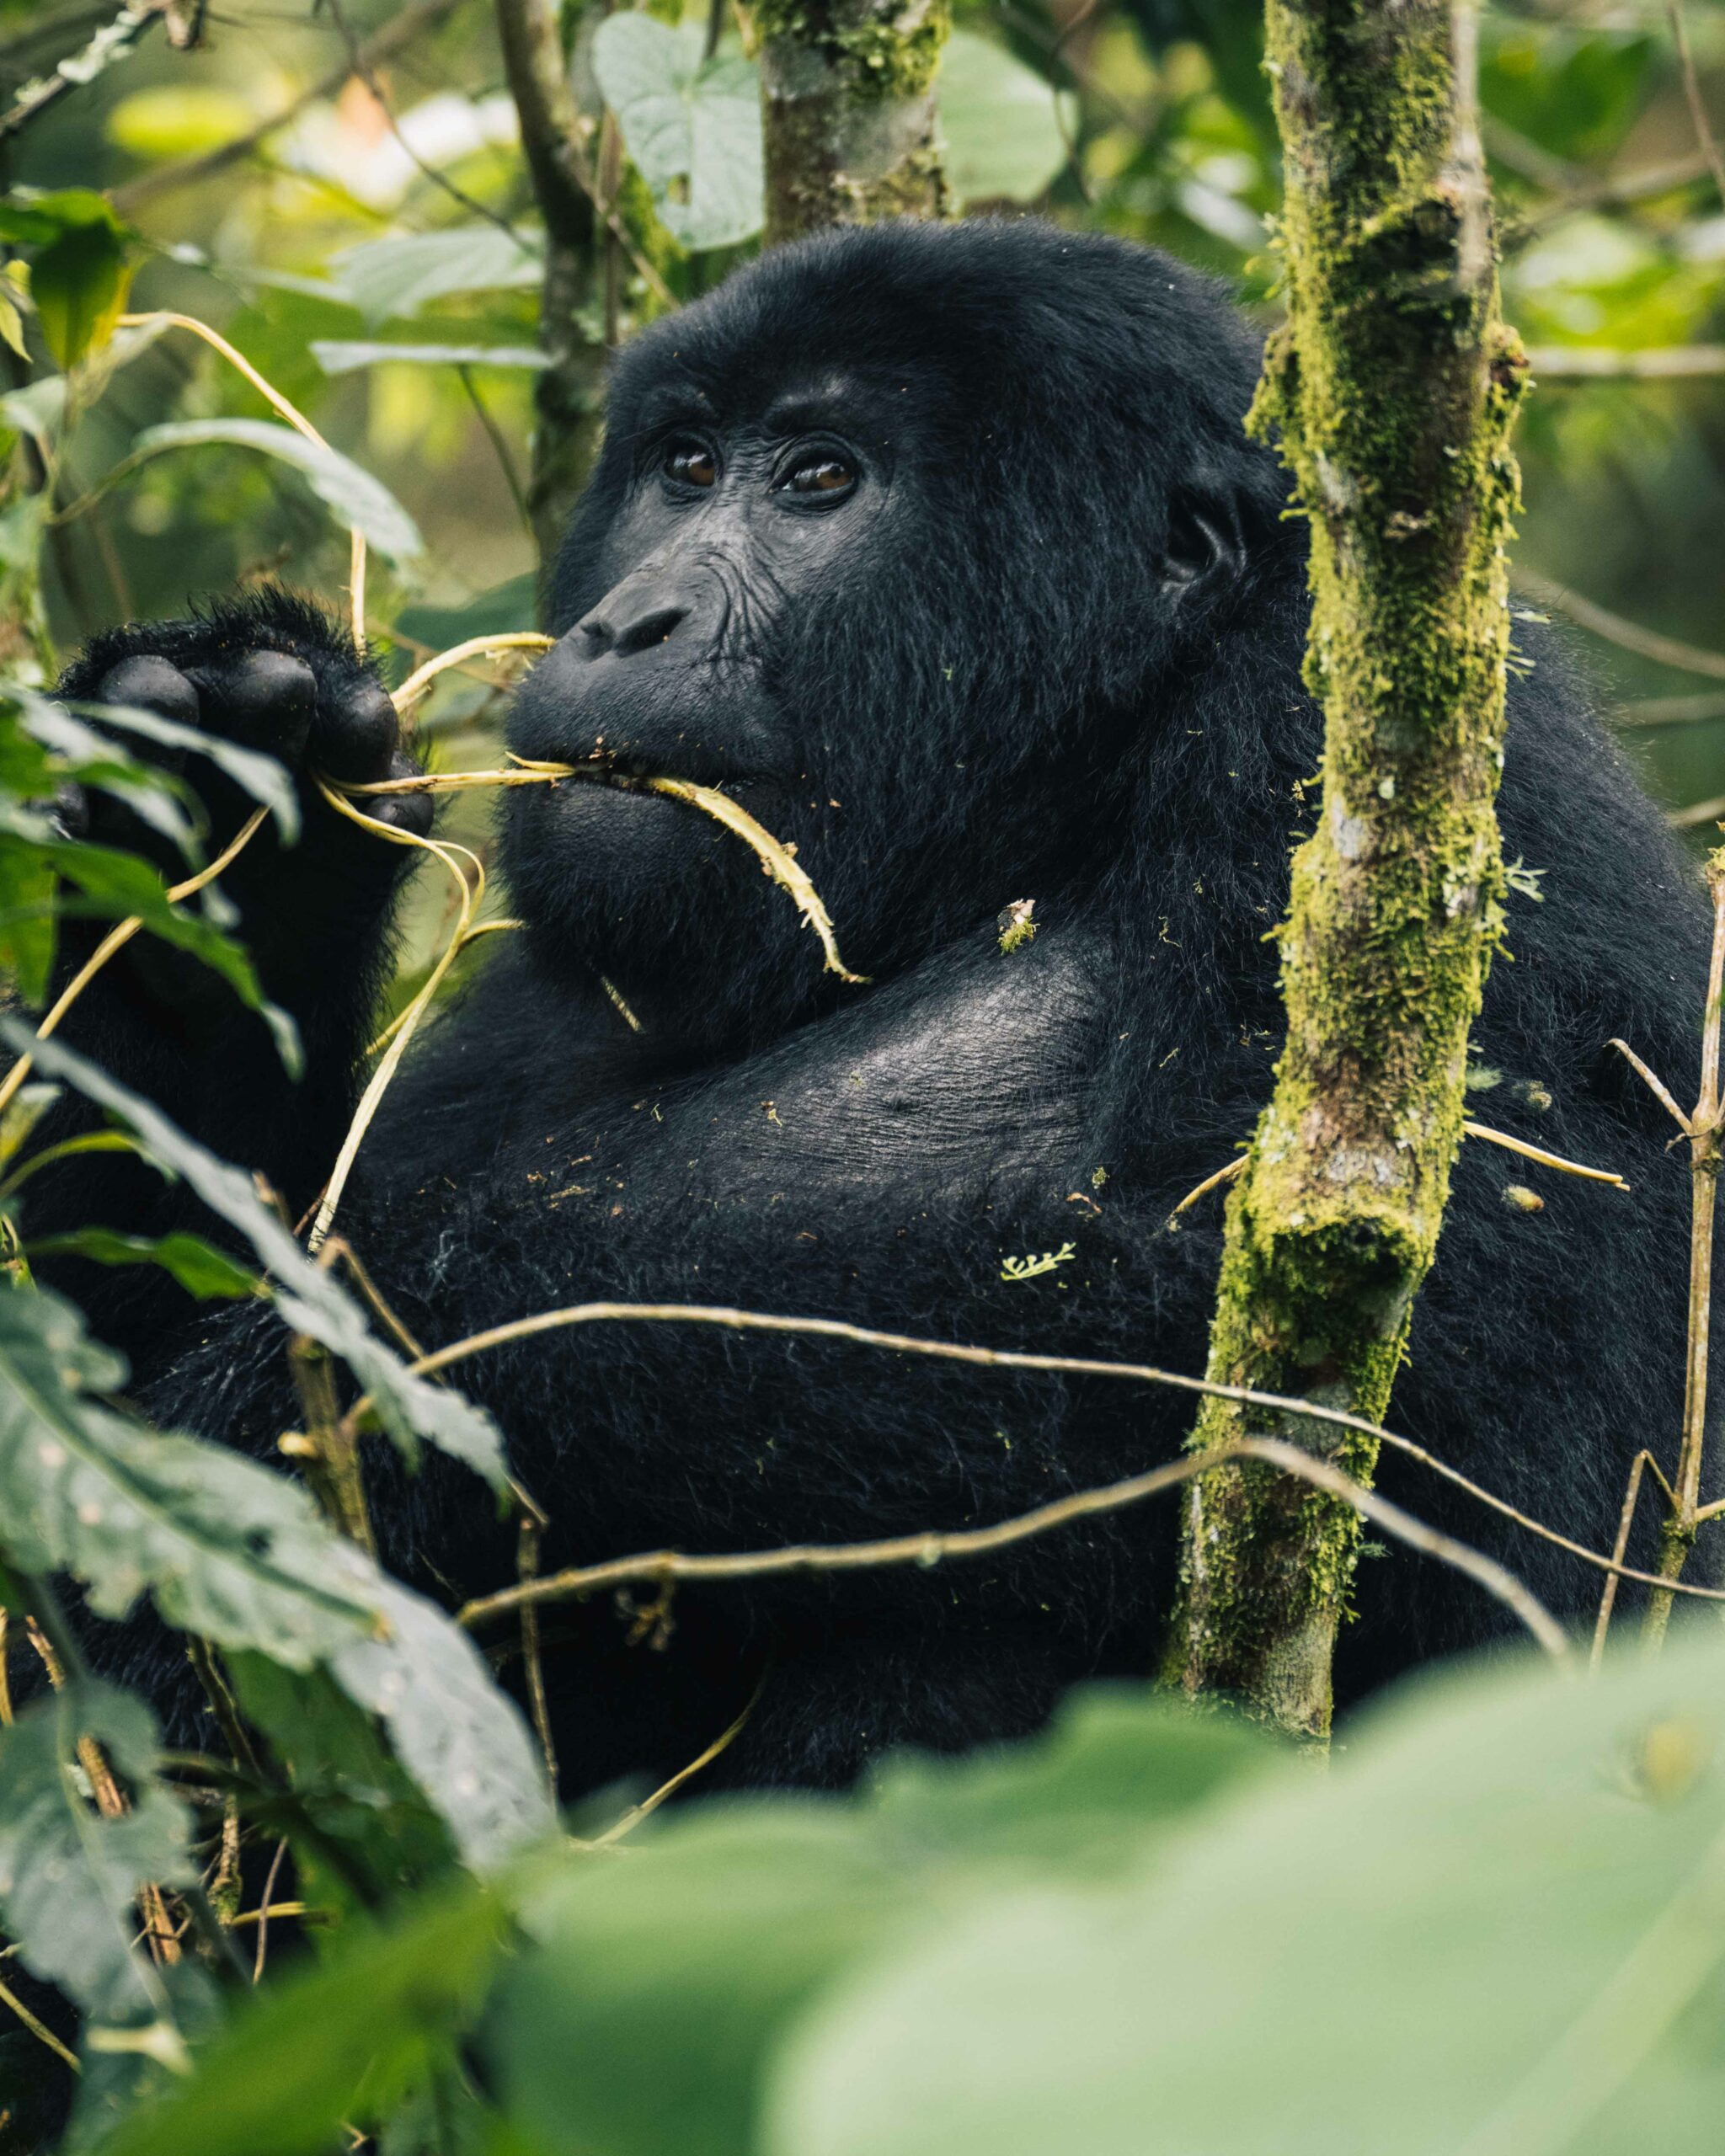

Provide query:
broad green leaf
left=0, top=1278, right=551, bottom=1869
left=328, top=227, right=543, bottom=323
left=29, top=198, right=133, bottom=370
left=0, top=1684, right=191, bottom=2027
left=937, top=31, right=1073, bottom=208
left=126, top=419, right=424, bottom=568
left=311, top=339, right=548, bottom=375
left=24, top=1228, right=260, bottom=1299
left=5, top=1024, right=509, bottom=1490
left=37, top=687, right=301, bottom=842
left=592, top=17, right=764, bottom=251
left=490, top=1688, right=1271, bottom=2156
left=0, top=374, right=68, bottom=452
left=770, top=1633, right=1725, bottom=2156
left=0, top=1281, right=379, bottom=1652
left=393, top=572, right=539, bottom=656
left=100, top=1879, right=510, bottom=2156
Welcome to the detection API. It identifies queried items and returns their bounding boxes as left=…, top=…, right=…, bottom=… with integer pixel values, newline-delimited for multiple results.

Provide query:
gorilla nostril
left=614, top=605, right=688, bottom=658
left=578, top=602, right=690, bottom=659
left=579, top=614, right=612, bottom=656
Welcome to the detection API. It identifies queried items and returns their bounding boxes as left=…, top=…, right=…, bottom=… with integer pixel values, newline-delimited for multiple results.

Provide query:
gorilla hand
left=59, top=607, right=432, bottom=1000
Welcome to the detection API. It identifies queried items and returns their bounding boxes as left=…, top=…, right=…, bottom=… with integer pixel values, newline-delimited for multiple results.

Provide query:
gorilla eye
left=783, top=454, right=857, bottom=499
left=664, top=442, right=717, bottom=488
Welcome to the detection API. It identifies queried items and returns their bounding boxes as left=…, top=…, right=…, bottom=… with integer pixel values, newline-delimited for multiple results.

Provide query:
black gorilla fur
left=40, top=218, right=1712, bottom=1792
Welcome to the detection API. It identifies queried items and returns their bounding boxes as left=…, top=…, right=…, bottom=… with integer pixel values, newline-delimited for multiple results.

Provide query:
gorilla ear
left=1157, top=486, right=1252, bottom=600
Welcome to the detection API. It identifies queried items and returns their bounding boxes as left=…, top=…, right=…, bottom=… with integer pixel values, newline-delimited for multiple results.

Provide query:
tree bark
left=495, top=0, right=600, bottom=579
left=756, top=0, right=950, bottom=243
left=1162, top=0, right=1529, bottom=1738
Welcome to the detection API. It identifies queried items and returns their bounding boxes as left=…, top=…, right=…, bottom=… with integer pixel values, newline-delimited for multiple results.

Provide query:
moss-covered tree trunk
left=1162, top=0, right=1529, bottom=1738
left=756, top=0, right=950, bottom=243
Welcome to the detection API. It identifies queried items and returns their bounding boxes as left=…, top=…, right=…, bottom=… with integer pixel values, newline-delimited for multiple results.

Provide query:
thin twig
left=1167, top=1152, right=1246, bottom=1220
left=584, top=1677, right=765, bottom=1846
left=1527, top=346, right=1725, bottom=380
left=0, top=0, right=169, bottom=143
left=457, top=1431, right=1568, bottom=1659
left=515, top=1492, right=557, bottom=1788
left=1461, top=1119, right=1629, bottom=1190
left=111, top=0, right=467, bottom=211
left=456, top=364, right=534, bottom=539
left=1610, top=692, right=1725, bottom=729
left=1517, top=570, right=1725, bottom=684
left=0, top=1974, right=79, bottom=2073
left=1667, top=0, right=1725, bottom=209
left=252, top=1840, right=289, bottom=1983
left=1610, top=1037, right=1693, bottom=1133
left=1589, top=1449, right=1674, bottom=1671
left=362, top=1297, right=1725, bottom=1615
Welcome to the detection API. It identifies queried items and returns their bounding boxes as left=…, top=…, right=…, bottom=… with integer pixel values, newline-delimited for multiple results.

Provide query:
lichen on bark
left=756, top=0, right=950, bottom=243
left=1162, top=0, right=1529, bottom=1739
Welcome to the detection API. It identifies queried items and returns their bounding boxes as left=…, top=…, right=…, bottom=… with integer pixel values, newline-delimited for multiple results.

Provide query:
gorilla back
left=42, top=218, right=1711, bottom=1791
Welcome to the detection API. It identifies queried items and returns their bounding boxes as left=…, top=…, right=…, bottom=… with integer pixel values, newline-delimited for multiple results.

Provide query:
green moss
left=1164, top=0, right=1530, bottom=1741
left=756, top=0, right=950, bottom=99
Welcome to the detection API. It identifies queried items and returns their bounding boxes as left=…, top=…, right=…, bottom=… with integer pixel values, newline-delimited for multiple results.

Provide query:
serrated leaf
left=0, top=1683, right=191, bottom=2026
left=2, top=1023, right=507, bottom=1488
left=126, top=420, right=424, bottom=568
left=311, top=339, right=548, bottom=375
left=592, top=17, right=764, bottom=251
left=24, top=1228, right=260, bottom=1299
left=0, top=1280, right=550, bottom=1867
left=0, top=1280, right=380, bottom=1653
left=328, top=227, right=544, bottom=324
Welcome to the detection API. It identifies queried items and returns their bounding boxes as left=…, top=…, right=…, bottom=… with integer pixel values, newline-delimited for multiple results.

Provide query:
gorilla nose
left=578, top=593, right=691, bottom=659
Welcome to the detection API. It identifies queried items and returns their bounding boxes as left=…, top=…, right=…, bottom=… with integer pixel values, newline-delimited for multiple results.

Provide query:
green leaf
left=328, top=227, right=543, bottom=324
left=311, top=340, right=548, bottom=375
left=24, top=1228, right=260, bottom=1299
left=490, top=1689, right=1271, bottom=2156
left=0, top=1683, right=191, bottom=2027
left=38, top=686, right=301, bottom=842
left=3, top=1025, right=509, bottom=1490
left=100, top=1878, right=510, bottom=2156
left=937, top=31, right=1073, bottom=209
left=29, top=197, right=133, bottom=370
left=125, top=419, right=424, bottom=568
left=0, top=1278, right=551, bottom=1870
left=0, top=1280, right=380, bottom=1652
left=107, top=85, right=259, bottom=162
left=770, top=1635, right=1725, bottom=2156
left=592, top=16, right=764, bottom=251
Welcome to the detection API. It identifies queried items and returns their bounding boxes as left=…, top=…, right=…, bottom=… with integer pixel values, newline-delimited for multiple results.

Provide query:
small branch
left=0, top=1972, right=79, bottom=2073
left=1610, top=692, right=1725, bottom=729
left=111, top=0, right=466, bottom=211
left=281, top=1331, right=377, bottom=1556
left=1667, top=0, right=1725, bottom=210
left=1167, top=1153, right=1247, bottom=1222
left=0, top=0, right=169, bottom=145
left=583, top=1678, right=763, bottom=1847
left=459, top=1432, right=1568, bottom=1662
left=1670, top=794, right=1725, bottom=833
left=1461, top=1119, right=1629, bottom=1190
left=355, top=1299, right=1725, bottom=1616
left=1507, top=147, right=1717, bottom=243
left=1517, top=571, right=1725, bottom=685
left=1527, top=345, right=1725, bottom=380
left=1610, top=1038, right=1696, bottom=1134
left=1589, top=1448, right=1677, bottom=1671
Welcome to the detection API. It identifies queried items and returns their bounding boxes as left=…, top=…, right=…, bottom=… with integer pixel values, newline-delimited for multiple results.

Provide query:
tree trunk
left=756, top=0, right=950, bottom=243
left=1162, top=0, right=1529, bottom=1738
left=495, top=0, right=601, bottom=579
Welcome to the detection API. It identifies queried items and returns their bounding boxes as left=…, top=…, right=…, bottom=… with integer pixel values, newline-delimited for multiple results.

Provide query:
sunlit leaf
left=327, top=227, right=543, bottom=324
left=937, top=31, right=1074, bottom=208
left=311, top=340, right=547, bottom=375
left=593, top=16, right=764, bottom=251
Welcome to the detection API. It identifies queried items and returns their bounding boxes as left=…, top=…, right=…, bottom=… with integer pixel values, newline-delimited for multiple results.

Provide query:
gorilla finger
left=184, top=651, right=317, bottom=764
left=93, top=656, right=198, bottom=774
left=313, top=676, right=398, bottom=782
left=362, top=753, right=435, bottom=841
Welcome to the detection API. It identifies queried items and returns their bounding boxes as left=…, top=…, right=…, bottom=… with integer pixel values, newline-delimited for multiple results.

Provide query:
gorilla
left=37, top=216, right=1708, bottom=1791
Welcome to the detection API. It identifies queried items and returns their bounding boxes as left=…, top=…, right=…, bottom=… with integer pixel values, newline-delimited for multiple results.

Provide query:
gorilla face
left=504, top=371, right=902, bottom=966
left=499, top=221, right=1279, bottom=1039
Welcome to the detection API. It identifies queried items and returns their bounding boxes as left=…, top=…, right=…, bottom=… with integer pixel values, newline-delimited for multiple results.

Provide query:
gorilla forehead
left=605, top=218, right=1264, bottom=465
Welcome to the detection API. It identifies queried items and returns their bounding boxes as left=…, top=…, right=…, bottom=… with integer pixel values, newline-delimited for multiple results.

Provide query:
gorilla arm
left=24, top=592, right=430, bottom=1374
